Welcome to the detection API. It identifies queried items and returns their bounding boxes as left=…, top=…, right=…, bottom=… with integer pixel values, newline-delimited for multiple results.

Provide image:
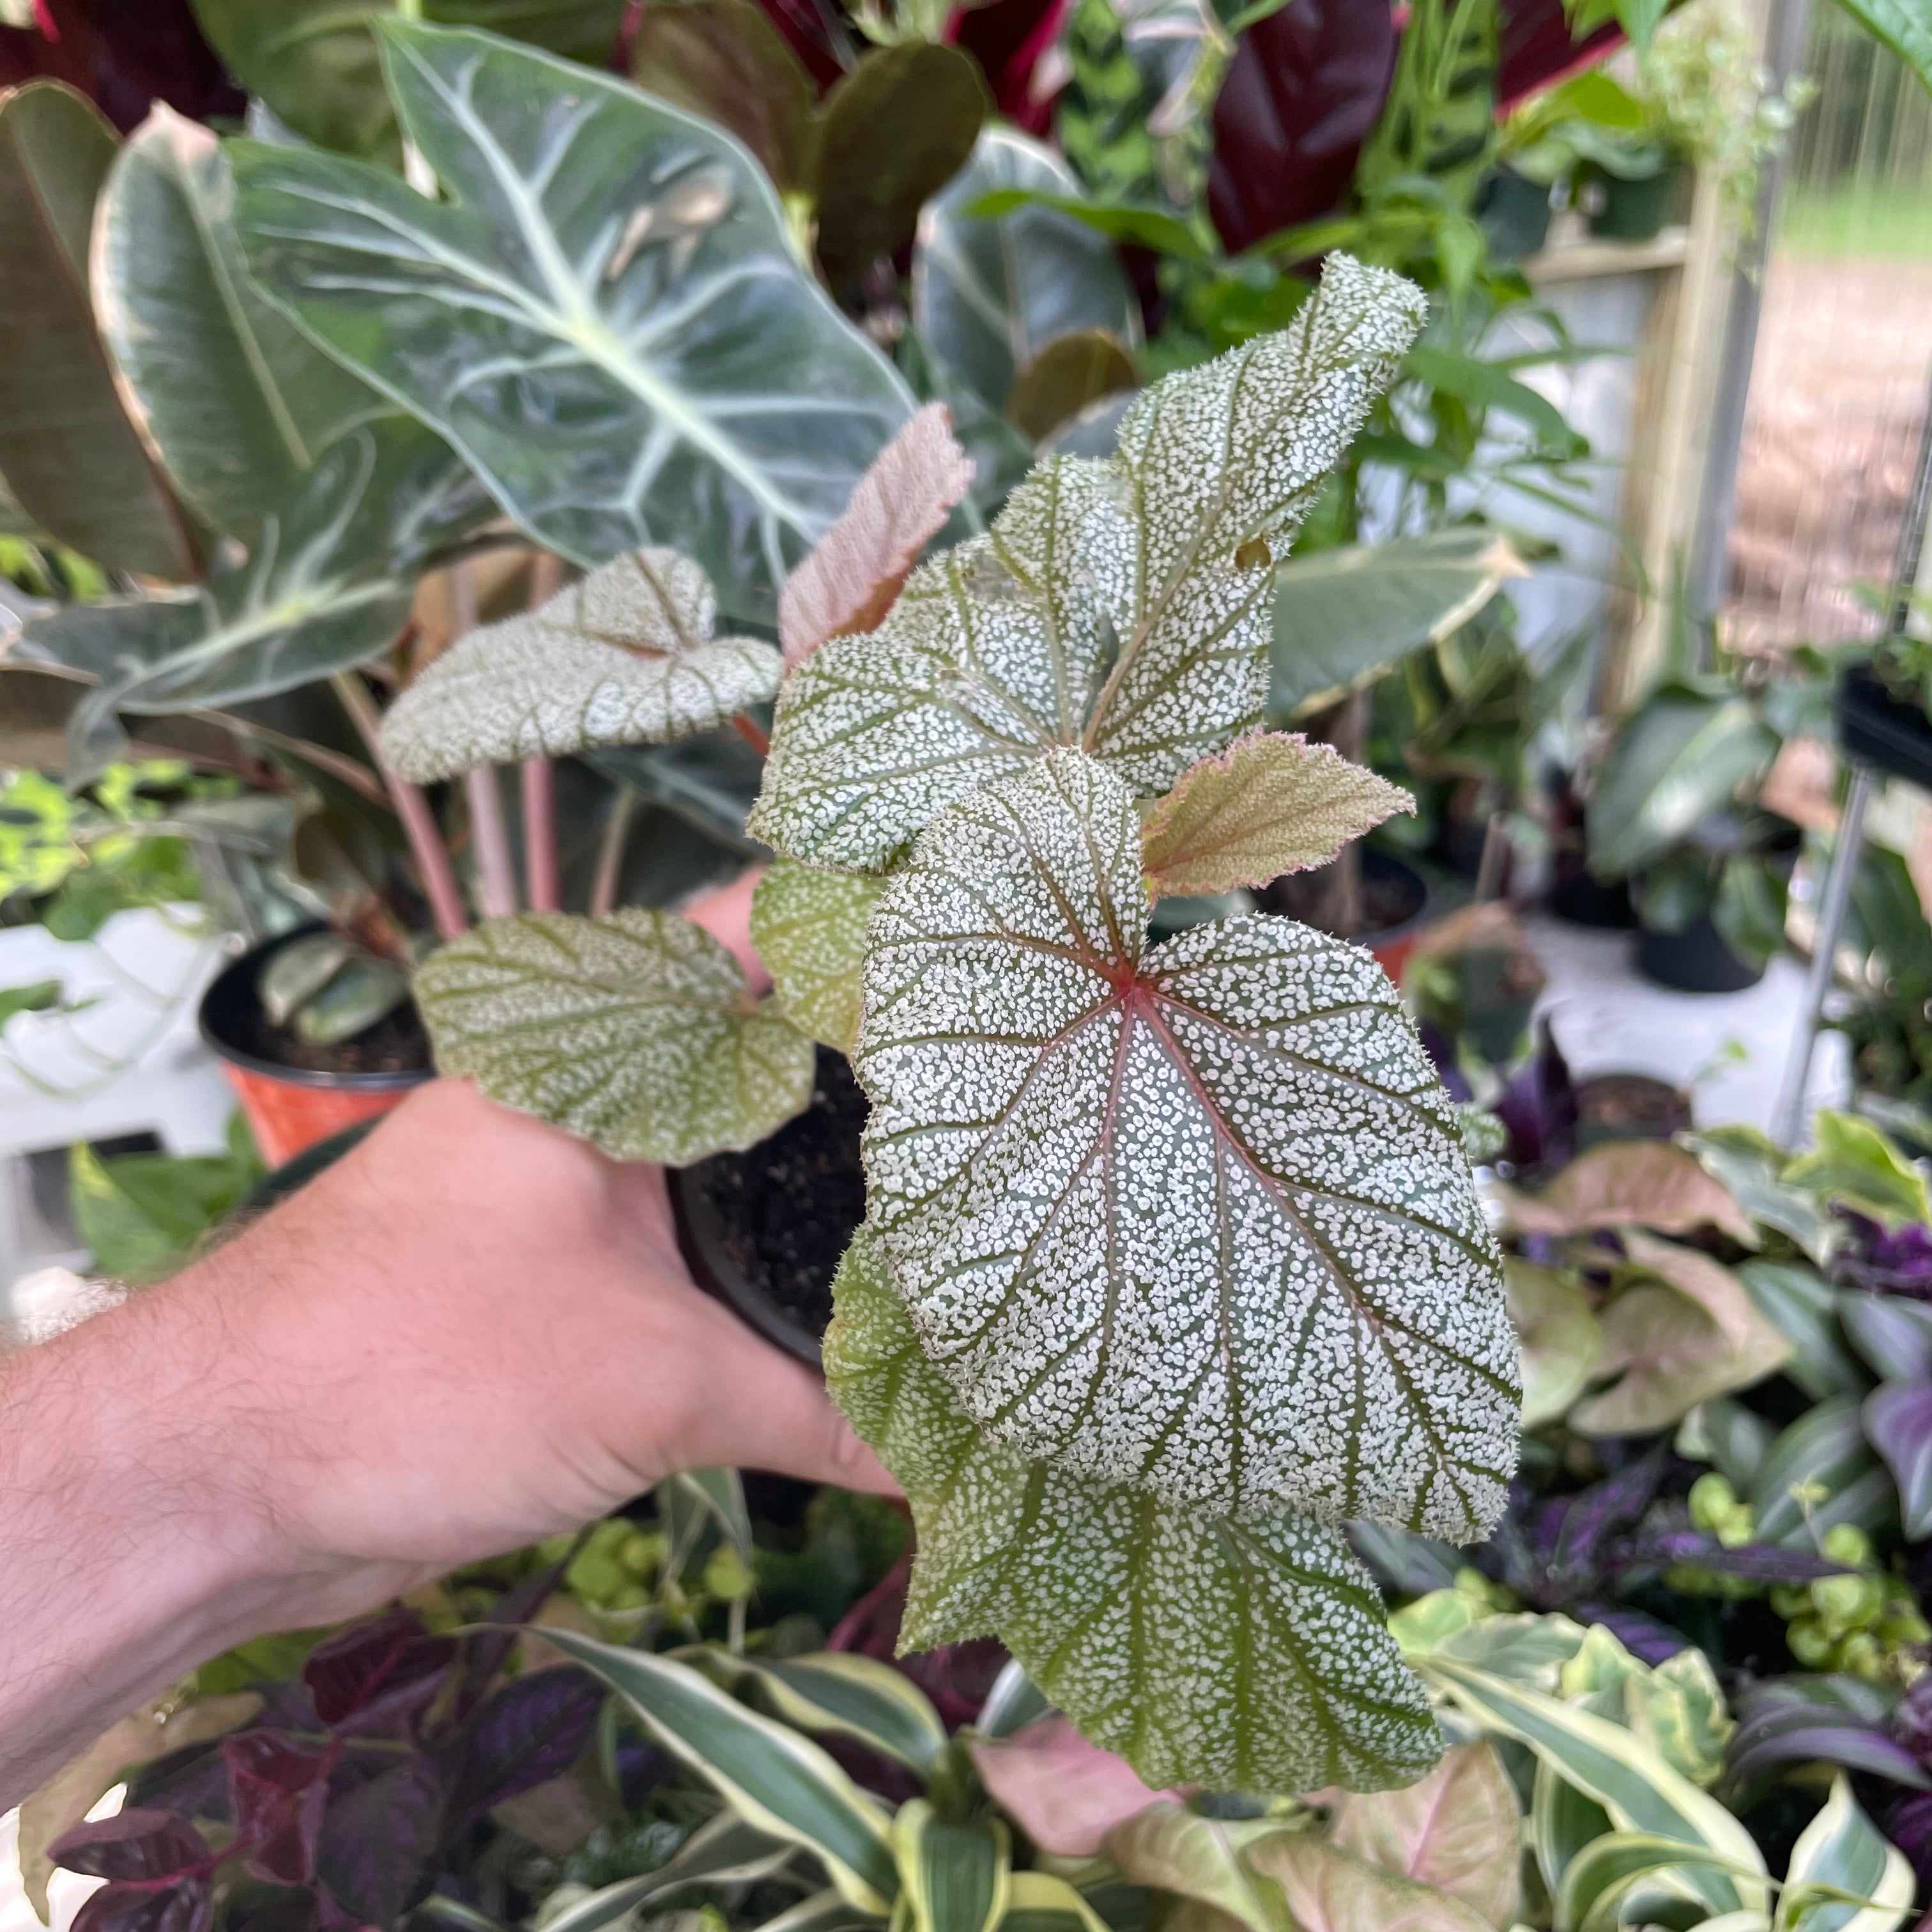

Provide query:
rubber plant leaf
left=17, top=418, right=487, bottom=784
left=751, top=252, right=1425, bottom=873
left=378, top=548, right=782, bottom=783
left=93, top=105, right=382, bottom=541
left=0, top=82, right=199, bottom=579
left=853, top=751, right=1517, bottom=1532
left=825, top=1232, right=1443, bottom=1793
left=229, top=20, right=912, bottom=618
left=415, top=910, right=815, bottom=1165
left=1139, top=731, right=1413, bottom=898
left=1207, top=0, right=1397, bottom=254
left=749, top=859, right=886, bottom=1055
left=778, top=404, right=976, bottom=669
left=189, top=0, right=629, bottom=160
left=911, top=126, right=1140, bottom=420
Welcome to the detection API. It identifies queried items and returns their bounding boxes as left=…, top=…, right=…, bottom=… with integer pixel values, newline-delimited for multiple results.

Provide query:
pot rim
left=667, top=1160, right=825, bottom=1369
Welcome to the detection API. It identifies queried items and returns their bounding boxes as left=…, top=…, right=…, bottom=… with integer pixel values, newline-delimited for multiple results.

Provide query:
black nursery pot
left=668, top=1048, right=868, bottom=1367
left=1636, top=914, right=1765, bottom=995
left=1839, top=662, right=1932, bottom=788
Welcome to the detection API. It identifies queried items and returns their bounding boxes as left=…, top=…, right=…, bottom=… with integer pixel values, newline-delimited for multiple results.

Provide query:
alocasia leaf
left=751, top=253, right=1425, bottom=873
left=415, top=911, right=815, bottom=1164
left=92, top=105, right=381, bottom=540
left=911, top=126, right=1139, bottom=419
left=1140, top=732, right=1413, bottom=898
left=378, top=547, right=783, bottom=783
left=749, top=859, right=885, bottom=1055
left=854, top=751, right=1517, bottom=1533
left=825, top=1232, right=1442, bottom=1793
left=230, top=20, right=912, bottom=616
left=778, top=404, right=976, bottom=670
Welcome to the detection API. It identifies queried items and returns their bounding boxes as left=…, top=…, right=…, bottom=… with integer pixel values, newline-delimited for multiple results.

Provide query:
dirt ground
left=1727, top=256, right=1932, bottom=649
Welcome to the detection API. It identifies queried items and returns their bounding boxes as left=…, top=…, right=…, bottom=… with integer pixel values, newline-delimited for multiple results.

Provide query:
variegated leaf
left=1140, top=732, right=1414, bottom=898
left=749, top=859, right=885, bottom=1054
left=415, top=911, right=813, bottom=1165
left=854, top=751, right=1517, bottom=1535
left=749, top=255, right=1425, bottom=873
left=778, top=404, right=976, bottom=668
left=379, top=548, right=781, bottom=783
left=825, top=1232, right=1442, bottom=1794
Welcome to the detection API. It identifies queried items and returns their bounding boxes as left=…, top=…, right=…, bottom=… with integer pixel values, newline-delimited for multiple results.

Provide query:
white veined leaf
left=824, top=1234, right=1443, bottom=1794
left=854, top=751, right=1517, bottom=1533
left=1775, top=1774, right=1914, bottom=1932
left=92, top=104, right=382, bottom=539
left=892, top=1800, right=1010, bottom=1932
left=415, top=911, right=814, bottom=1165
left=749, top=253, right=1426, bottom=873
left=1422, top=1655, right=1768, bottom=1920
left=910, top=127, right=1139, bottom=419
left=537, top=1814, right=795, bottom=1932
left=695, top=1649, right=950, bottom=1777
left=230, top=20, right=912, bottom=615
left=536, top=1629, right=900, bottom=1914
left=749, top=859, right=886, bottom=1054
left=16, top=417, right=487, bottom=783
left=1240, top=1835, right=1496, bottom=1932
left=378, top=547, right=782, bottom=782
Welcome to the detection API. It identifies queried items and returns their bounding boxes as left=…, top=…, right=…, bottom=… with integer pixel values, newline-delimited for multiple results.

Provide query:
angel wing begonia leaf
left=824, top=1232, right=1442, bottom=1793
left=749, top=859, right=885, bottom=1055
left=1140, top=732, right=1414, bottom=898
left=749, top=254, right=1425, bottom=873
left=854, top=749, right=1517, bottom=1534
left=415, top=911, right=814, bottom=1165
left=378, top=548, right=781, bottom=783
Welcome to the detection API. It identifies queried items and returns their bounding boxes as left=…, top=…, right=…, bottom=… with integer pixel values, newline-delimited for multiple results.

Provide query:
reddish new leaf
left=1498, top=0, right=1621, bottom=112
left=51, top=1811, right=210, bottom=1882
left=223, top=1731, right=334, bottom=1885
left=946, top=0, right=1070, bottom=132
left=778, top=403, right=975, bottom=668
left=70, top=1882, right=211, bottom=1932
left=303, top=1607, right=456, bottom=1738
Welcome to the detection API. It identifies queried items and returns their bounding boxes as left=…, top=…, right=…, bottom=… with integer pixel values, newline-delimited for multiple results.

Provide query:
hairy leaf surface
left=231, top=21, right=911, bottom=613
left=416, top=911, right=814, bottom=1164
left=825, top=1233, right=1441, bottom=1793
left=854, top=751, right=1516, bottom=1533
left=750, top=859, right=885, bottom=1055
left=380, top=547, right=781, bottom=781
left=1140, top=732, right=1413, bottom=897
left=752, top=254, right=1425, bottom=872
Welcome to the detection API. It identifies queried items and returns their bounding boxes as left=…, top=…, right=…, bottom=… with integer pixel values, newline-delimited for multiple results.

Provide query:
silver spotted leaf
left=749, top=859, right=885, bottom=1055
left=855, top=751, right=1517, bottom=1535
left=825, top=1230, right=1443, bottom=1793
left=379, top=548, right=782, bottom=783
left=416, top=911, right=814, bottom=1165
left=750, top=253, right=1425, bottom=871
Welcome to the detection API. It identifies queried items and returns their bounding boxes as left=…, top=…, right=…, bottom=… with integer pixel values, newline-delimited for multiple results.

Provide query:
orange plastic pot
left=198, top=931, right=431, bottom=1169
left=1360, top=847, right=1436, bottom=986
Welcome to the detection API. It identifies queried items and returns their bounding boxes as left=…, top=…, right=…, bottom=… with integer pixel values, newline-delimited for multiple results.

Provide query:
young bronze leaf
left=854, top=750, right=1517, bottom=1535
left=416, top=912, right=813, bottom=1165
left=824, top=1233, right=1441, bottom=1795
left=778, top=404, right=976, bottom=670
left=1141, top=732, right=1414, bottom=898
left=379, top=549, right=782, bottom=784
left=749, top=859, right=886, bottom=1054
left=751, top=254, right=1425, bottom=873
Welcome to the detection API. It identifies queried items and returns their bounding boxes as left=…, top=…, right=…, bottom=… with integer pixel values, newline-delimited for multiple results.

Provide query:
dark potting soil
left=228, top=997, right=433, bottom=1077
left=682, top=1048, right=868, bottom=1337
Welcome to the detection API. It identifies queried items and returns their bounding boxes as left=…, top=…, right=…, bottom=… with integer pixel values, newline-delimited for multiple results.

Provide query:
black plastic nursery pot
left=1588, top=164, right=1688, bottom=241
left=198, top=926, right=433, bottom=1169
left=668, top=1047, right=867, bottom=1367
left=1839, top=661, right=1932, bottom=788
left=1476, top=167, right=1553, bottom=261
left=1636, top=913, right=1765, bottom=995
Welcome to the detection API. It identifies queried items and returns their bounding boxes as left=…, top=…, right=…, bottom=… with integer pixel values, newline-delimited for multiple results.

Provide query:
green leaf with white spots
left=852, top=750, right=1517, bottom=1534
left=415, top=910, right=814, bottom=1165
left=379, top=547, right=782, bottom=783
left=749, top=254, right=1426, bottom=873
left=749, top=859, right=885, bottom=1054
left=824, top=1232, right=1442, bottom=1793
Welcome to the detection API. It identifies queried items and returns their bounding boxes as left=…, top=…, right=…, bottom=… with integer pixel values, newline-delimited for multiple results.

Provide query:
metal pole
left=1773, top=763, right=1874, bottom=1148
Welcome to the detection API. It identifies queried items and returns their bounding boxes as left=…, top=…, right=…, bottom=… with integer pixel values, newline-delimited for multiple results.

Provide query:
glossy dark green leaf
left=70, top=1126, right=264, bottom=1285
left=815, top=44, right=986, bottom=288
left=190, top=0, right=629, bottom=160
left=231, top=22, right=912, bottom=617
left=94, top=105, right=381, bottom=539
left=0, top=83, right=199, bottom=579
